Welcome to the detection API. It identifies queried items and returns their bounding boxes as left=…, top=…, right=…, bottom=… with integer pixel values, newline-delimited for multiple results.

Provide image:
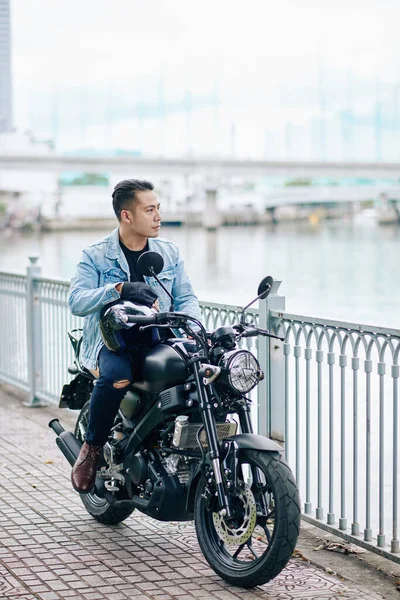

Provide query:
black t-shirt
left=119, top=240, right=149, bottom=282
left=118, top=240, right=152, bottom=350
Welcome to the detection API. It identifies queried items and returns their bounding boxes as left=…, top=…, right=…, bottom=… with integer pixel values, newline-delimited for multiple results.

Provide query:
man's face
left=121, top=190, right=161, bottom=238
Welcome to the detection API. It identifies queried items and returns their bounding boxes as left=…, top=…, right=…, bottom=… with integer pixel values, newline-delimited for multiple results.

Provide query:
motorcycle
left=49, top=251, right=300, bottom=588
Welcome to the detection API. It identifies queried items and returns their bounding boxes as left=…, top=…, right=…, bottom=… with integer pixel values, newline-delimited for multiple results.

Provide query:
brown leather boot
left=71, top=442, right=102, bottom=494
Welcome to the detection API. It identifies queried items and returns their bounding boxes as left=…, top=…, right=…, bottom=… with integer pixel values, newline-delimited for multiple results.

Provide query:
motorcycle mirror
left=137, top=251, right=175, bottom=311
left=257, top=276, right=273, bottom=300
left=240, top=275, right=274, bottom=324
left=137, top=251, right=164, bottom=278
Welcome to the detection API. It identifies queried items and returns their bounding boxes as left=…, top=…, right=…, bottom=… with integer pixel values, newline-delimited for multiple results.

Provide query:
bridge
left=262, top=185, right=400, bottom=207
left=2, top=152, right=400, bottom=227
left=2, top=153, right=400, bottom=178
left=35, top=184, right=400, bottom=230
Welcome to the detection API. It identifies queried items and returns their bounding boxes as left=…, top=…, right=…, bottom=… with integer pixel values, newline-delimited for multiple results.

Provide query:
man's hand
left=119, top=282, right=158, bottom=308
left=116, top=282, right=159, bottom=311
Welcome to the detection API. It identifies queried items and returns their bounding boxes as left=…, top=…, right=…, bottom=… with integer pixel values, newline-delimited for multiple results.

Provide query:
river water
left=1, top=218, right=399, bottom=329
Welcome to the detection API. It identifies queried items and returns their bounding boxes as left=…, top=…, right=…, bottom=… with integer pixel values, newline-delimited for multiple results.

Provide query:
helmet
left=99, top=300, right=156, bottom=352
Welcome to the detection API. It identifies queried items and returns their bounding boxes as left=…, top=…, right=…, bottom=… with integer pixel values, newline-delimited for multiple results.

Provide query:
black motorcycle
left=49, top=252, right=300, bottom=588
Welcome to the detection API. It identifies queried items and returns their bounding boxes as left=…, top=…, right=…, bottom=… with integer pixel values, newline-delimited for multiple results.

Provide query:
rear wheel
left=195, top=450, right=300, bottom=588
left=74, top=401, right=135, bottom=525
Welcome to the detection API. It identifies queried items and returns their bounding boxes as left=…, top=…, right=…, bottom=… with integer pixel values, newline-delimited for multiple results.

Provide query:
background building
left=0, top=0, right=12, bottom=133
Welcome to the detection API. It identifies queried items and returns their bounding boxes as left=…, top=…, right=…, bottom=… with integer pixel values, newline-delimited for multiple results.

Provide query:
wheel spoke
left=232, top=543, right=246, bottom=559
left=246, top=538, right=259, bottom=559
left=262, top=524, right=272, bottom=543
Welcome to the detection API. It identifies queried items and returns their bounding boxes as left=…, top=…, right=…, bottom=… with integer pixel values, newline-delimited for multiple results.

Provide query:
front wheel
left=74, top=401, right=135, bottom=525
left=194, top=450, right=300, bottom=588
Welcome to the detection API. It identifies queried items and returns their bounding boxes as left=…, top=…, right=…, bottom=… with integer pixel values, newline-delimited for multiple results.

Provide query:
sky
left=10, top=0, right=400, bottom=158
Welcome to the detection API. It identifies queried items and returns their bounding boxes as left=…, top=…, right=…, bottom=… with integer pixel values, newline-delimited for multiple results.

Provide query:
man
left=68, top=179, right=201, bottom=493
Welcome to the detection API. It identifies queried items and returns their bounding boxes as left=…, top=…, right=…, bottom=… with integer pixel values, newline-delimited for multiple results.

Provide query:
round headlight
left=219, top=350, right=261, bottom=394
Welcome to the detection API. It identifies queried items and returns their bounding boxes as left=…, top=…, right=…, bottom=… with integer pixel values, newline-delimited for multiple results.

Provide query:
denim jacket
left=68, top=228, right=202, bottom=370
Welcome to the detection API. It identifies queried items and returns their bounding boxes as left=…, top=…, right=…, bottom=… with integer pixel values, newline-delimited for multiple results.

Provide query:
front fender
left=226, top=433, right=283, bottom=453
left=186, top=433, right=282, bottom=512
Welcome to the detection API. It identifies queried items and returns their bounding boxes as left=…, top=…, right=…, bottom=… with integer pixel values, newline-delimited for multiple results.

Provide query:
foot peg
left=104, top=480, right=120, bottom=493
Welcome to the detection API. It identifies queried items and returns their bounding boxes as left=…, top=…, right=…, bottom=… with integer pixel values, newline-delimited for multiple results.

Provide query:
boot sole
left=71, top=474, right=96, bottom=495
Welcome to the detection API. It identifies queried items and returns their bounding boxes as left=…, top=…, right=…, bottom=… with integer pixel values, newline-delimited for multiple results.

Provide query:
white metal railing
left=0, top=259, right=260, bottom=406
left=269, top=309, right=400, bottom=562
left=0, top=271, right=28, bottom=390
left=1, top=259, right=400, bottom=563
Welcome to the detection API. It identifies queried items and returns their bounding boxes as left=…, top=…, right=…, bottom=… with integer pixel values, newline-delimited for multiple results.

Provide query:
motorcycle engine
left=162, top=454, right=190, bottom=485
left=103, top=442, right=114, bottom=465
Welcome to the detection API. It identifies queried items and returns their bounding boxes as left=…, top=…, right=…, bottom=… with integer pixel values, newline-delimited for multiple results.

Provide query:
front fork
left=193, top=361, right=269, bottom=518
left=193, top=361, right=233, bottom=518
left=239, top=402, right=270, bottom=515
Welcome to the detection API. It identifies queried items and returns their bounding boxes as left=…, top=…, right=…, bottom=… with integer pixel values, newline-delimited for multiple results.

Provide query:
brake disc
left=212, top=483, right=257, bottom=545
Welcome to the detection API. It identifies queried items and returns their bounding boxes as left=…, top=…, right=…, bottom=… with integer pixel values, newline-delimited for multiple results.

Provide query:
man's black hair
left=112, top=179, right=154, bottom=220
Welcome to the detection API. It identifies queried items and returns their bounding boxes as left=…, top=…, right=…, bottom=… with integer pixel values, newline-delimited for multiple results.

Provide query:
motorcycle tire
left=74, top=401, right=135, bottom=525
left=194, top=449, right=300, bottom=588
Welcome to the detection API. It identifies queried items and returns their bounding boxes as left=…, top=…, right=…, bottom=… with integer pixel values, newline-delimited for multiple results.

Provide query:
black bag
left=59, top=374, right=93, bottom=410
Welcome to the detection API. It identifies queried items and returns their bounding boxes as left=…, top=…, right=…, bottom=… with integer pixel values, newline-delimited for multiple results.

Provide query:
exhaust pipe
left=48, top=419, right=114, bottom=502
left=48, top=418, right=65, bottom=436
left=48, top=419, right=81, bottom=467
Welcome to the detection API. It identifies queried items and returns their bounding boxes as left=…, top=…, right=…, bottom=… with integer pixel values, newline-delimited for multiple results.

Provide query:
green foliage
left=284, top=178, right=312, bottom=187
left=20, top=222, right=35, bottom=232
left=59, top=173, right=109, bottom=187
left=360, top=199, right=374, bottom=208
left=244, top=181, right=256, bottom=191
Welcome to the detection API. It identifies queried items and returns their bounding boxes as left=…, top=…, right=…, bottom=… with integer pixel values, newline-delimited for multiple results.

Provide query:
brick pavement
left=0, top=387, right=388, bottom=600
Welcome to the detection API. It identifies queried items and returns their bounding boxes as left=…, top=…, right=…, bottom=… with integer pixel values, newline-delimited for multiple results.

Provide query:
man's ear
left=120, top=209, right=132, bottom=223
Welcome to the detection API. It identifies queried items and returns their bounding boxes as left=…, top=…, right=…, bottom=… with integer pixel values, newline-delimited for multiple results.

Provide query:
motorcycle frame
left=66, top=321, right=283, bottom=521
left=117, top=357, right=237, bottom=518
left=104, top=348, right=245, bottom=519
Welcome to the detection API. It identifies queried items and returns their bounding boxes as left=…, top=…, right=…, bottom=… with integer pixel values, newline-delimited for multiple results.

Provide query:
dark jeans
left=85, top=346, right=133, bottom=446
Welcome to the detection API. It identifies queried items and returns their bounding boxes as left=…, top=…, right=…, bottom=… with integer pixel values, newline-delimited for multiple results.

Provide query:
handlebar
left=236, top=324, right=284, bottom=342
left=261, top=331, right=285, bottom=342
left=125, top=311, right=180, bottom=325
left=125, top=314, right=157, bottom=325
left=124, top=311, right=208, bottom=355
left=240, top=328, right=260, bottom=338
left=125, top=311, right=201, bottom=329
left=124, top=311, right=285, bottom=342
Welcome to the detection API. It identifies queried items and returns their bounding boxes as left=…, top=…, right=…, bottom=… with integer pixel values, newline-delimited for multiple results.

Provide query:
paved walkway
left=0, top=386, right=393, bottom=600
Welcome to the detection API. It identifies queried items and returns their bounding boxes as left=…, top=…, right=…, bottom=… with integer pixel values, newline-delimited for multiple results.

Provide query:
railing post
left=258, top=280, right=285, bottom=444
left=25, top=256, right=44, bottom=406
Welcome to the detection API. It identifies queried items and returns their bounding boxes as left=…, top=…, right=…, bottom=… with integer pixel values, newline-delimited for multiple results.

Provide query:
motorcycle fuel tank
left=132, top=343, right=187, bottom=393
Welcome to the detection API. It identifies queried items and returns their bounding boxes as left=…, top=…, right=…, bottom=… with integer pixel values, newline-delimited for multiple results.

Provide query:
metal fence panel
left=36, top=277, right=83, bottom=404
left=35, top=285, right=261, bottom=405
left=0, top=269, right=261, bottom=407
left=0, top=271, right=28, bottom=390
left=3, top=263, right=400, bottom=562
left=271, top=310, right=400, bottom=562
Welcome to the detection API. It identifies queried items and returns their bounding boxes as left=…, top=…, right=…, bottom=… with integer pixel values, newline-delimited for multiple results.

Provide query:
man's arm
left=68, top=250, right=121, bottom=317
left=171, top=249, right=202, bottom=323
